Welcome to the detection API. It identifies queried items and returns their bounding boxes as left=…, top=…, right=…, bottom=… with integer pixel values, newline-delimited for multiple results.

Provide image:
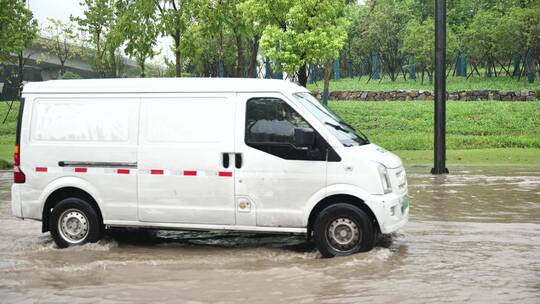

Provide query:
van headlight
left=377, top=164, right=392, bottom=194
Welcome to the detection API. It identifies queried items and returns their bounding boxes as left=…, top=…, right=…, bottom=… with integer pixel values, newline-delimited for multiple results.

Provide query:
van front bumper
left=367, top=191, right=409, bottom=234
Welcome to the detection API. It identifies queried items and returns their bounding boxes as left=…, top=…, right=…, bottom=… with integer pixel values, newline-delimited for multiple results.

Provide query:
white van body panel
left=14, top=78, right=408, bottom=237
left=22, top=78, right=309, bottom=95
left=301, top=182, right=407, bottom=234
left=325, top=145, right=409, bottom=233
left=17, top=94, right=139, bottom=222
left=137, top=94, right=236, bottom=225
left=234, top=92, right=327, bottom=228
left=36, top=176, right=105, bottom=218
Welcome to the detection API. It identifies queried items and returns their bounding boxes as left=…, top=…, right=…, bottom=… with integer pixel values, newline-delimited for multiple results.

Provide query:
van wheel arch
left=306, top=194, right=380, bottom=242
left=42, top=187, right=103, bottom=233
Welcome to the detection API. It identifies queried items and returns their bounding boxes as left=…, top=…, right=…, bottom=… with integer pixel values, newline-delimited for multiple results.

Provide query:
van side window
left=245, top=97, right=331, bottom=161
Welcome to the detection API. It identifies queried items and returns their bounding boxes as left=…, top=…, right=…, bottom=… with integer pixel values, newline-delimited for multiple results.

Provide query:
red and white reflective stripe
left=117, top=169, right=130, bottom=175
left=33, top=167, right=233, bottom=177
left=144, top=169, right=232, bottom=177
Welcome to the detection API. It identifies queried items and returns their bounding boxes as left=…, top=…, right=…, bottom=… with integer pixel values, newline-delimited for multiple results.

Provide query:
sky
left=28, top=0, right=84, bottom=25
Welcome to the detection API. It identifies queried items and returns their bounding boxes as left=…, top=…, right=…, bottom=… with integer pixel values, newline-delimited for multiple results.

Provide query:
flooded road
left=1, top=167, right=539, bottom=303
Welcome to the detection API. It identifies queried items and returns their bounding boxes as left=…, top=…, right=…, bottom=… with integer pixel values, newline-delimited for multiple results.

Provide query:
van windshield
left=293, top=92, right=369, bottom=147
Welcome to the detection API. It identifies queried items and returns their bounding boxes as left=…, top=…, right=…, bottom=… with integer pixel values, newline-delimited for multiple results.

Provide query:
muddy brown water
left=1, top=167, right=539, bottom=303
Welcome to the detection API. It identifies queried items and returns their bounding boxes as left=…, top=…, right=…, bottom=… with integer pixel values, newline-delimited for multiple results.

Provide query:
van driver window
left=245, top=97, right=328, bottom=161
left=246, top=98, right=310, bottom=145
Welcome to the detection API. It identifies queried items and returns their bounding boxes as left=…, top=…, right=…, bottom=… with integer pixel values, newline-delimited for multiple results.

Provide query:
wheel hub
left=327, top=217, right=360, bottom=251
left=58, top=209, right=89, bottom=244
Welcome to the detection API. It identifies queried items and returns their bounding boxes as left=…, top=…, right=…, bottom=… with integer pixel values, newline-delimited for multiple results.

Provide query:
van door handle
left=222, top=153, right=230, bottom=168
left=235, top=153, right=242, bottom=169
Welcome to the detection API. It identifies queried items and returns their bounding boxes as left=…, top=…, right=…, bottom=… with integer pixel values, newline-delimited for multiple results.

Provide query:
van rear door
left=137, top=94, right=236, bottom=225
left=26, top=97, right=140, bottom=221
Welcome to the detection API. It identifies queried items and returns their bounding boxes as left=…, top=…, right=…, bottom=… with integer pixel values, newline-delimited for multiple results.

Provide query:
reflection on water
left=0, top=167, right=539, bottom=303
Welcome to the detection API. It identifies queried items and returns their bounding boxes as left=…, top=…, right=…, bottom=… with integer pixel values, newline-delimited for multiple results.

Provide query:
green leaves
left=463, top=11, right=502, bottom=62
left=402, top=18, right=457, bottom=73
left=0, top=0, right=38, bottom=63
left=259, top=0, right=349, bottom=75
left=349, top=3, right=408, bottom=81
left=499, top=5, right=540, bottom=57
left=116, top=0, right=159, bottom=76
left=73, top=0, right=124, bottom=76
left=41, top=18, right=81, bottom=75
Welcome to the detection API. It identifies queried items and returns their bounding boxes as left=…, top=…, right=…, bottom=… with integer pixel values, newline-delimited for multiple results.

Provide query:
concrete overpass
left=1, top=39, right=139, bottom=99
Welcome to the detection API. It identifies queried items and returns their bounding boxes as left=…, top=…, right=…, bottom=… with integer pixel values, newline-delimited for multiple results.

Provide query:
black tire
left=49, top=198, right=102, bottom=248
left=313, top=203, right=375, bottom=258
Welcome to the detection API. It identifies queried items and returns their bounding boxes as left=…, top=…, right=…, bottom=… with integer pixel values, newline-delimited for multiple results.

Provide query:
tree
left=239, top=0, right=290, bottom=78
left=42, top=18, right=81, bottom=77
left=0, top=0, right=38, bottom=62
left=73, top=0, right=123, bottom=77
left=402, top=18, right=457, bottom=84
left=227, top=0, right=251, bottom=77
left=348, top=4, right=373, bottom=78
left=180, top=20, right=223, bottom=77
left=362, top=4, right=408, bottom=82
left=115, top=0, right=159, bottom=77
left=260, top=0, right=349, bottom=87
left=0, top=0, right=38, bottom=96
left=157, top=0, right=195, bottom=77
left=499, top=5, right=540, bottom=82
left=463, top=11, right=503, bottom=78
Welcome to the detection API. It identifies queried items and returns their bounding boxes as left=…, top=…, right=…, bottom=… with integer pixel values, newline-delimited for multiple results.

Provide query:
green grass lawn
left=308, top=76, right=540, bottom=92
left=331, top=100, right=540, bottom=165
left=0, top=100, right=538, bottom=168
left=0, top=101, right=18, bottom=169
left=330, top=100, right=540, bottom=150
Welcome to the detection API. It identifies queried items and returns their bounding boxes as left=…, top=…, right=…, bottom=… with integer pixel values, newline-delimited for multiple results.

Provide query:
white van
left=12, top=78, right=408, bottom=257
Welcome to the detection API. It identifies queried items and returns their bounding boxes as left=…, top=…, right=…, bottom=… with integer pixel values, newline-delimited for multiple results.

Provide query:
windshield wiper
left=325, top=122, right=349, bottom=133
left=339, top=121, right=370, bottom=144
left=338, top=121, right=369, bottom=143
left=339, top=120, right=356, bottom=131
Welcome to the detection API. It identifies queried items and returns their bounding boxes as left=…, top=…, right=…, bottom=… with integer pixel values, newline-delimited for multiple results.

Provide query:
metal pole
left=431, top=0, right=449, bottom=174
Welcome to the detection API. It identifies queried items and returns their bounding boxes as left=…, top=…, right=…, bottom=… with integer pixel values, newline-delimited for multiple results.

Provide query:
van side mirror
left=294, top=127, right=315, bottom=147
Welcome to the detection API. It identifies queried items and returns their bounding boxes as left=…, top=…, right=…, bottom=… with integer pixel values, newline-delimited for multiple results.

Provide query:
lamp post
left=431, top=0, right=449, bottom=174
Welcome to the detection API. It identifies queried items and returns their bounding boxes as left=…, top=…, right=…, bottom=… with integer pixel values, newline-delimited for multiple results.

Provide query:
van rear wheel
left=49, top=198, right=102, bottom=248
left=313, top=203, right=375, bottom=258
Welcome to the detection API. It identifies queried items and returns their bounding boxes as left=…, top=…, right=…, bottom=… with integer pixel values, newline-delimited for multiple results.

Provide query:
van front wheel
left=313, top=203, right=375, bottom=258
left=49, top=198, right=102, bottom=248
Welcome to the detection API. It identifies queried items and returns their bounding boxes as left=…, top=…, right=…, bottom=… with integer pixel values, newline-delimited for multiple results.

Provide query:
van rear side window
left=31, top=99, right=135, bottom=142
left=144, top=98, right=227, bottom=143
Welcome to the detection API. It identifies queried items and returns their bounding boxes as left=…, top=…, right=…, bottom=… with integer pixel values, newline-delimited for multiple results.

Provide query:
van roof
left=22, top=78, right=310, bottom=95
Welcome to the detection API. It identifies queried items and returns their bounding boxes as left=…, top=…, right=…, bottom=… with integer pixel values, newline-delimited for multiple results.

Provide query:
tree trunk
left=218, top=27, right=224, bottom=77
left=322, top=60, right=333, bottom=105
left=247, top=35, right=260, bottom=78
left=297, top=64, right=308, bottom=87
left=108, top=49, right=117, bottom=78
left=141, top=60, right=146, bottom=78
left=174, top=31, right=181, bottom=77
left=235, top=33, right=244, bottom=77
left=17, top=52, right=24, bottom=96
left=60, top=61, right=66, bottom=77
